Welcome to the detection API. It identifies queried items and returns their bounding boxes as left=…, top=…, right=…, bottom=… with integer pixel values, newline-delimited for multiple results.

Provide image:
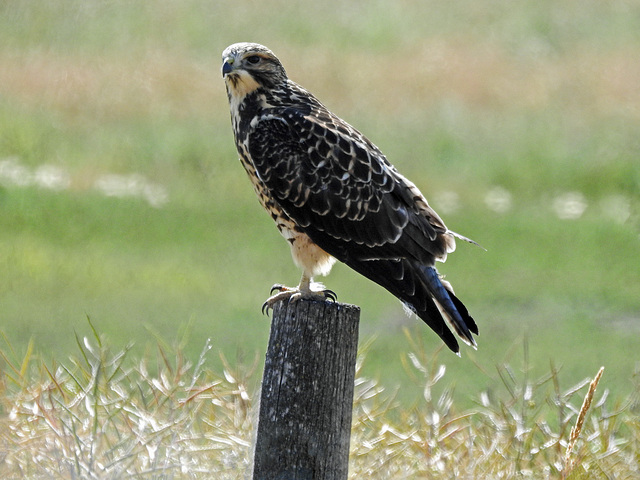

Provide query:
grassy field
left=1, top=0, right=639, bottom=421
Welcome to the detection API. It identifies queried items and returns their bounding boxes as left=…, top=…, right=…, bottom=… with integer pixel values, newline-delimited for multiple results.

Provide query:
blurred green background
left=1, top=0, right=639, bottom=405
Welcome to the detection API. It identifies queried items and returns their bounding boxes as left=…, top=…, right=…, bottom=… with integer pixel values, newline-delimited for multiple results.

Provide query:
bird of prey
left=221, top=42, right=478, bottom=353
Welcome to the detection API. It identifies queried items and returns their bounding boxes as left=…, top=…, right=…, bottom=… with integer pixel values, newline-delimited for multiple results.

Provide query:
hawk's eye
left=246, top=55, right=261, bottom=65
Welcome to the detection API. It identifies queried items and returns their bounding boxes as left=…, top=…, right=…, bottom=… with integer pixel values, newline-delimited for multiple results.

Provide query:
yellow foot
left=261, top=283, right=337, bottom=315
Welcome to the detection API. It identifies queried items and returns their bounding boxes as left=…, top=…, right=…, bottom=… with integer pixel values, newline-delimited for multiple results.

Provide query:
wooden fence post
left=252, top=298, right=361, bottom=480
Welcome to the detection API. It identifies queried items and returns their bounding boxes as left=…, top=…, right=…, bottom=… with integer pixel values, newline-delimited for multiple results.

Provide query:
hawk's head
left=222, top=43, right=287, bottom=97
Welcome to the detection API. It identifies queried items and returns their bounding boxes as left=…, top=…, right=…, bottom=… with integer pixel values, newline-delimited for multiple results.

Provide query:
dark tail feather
left=344, top=258, right=477, bottom=353
left=420, top=265, right=477, bottom=348
left=447, top=288, right=478, bottom=335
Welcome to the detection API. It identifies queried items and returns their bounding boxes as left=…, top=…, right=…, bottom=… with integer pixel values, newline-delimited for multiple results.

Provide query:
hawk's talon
left=269, top=284, right=289, bottom=295
left=322, top=289, right=337, bottom=302
left=261, top=284, right=338, bottom=315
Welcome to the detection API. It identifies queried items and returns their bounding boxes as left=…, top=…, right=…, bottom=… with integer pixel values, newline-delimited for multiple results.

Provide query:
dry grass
left=563, top=366, right=605, bottom=478
left=2, top=39, right=640, bottom=125
left=350, top=340, right=638, bottom=480
left=0, top=330, right=254, bottom=478
left=292, top=42, right=640, bottom=118
left=1, top=329, right=638, bottom=479
left=0, top=52, right=222, bottom=122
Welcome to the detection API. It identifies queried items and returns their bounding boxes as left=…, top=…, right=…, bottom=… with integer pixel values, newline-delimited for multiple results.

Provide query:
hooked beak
left=221, top=58, right=234, bottom=77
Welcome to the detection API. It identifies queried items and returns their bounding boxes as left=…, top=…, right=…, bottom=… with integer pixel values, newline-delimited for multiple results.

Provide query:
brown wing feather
left=247, top=97, right=452, bottom=265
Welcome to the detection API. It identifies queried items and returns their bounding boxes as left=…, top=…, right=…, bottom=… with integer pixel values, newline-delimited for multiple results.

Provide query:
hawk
left=222, top=42, right=478, bottom=353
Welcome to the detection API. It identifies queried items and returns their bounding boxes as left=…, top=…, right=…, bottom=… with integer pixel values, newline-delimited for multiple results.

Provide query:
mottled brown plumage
left=222, top=42, right=478, bottom=352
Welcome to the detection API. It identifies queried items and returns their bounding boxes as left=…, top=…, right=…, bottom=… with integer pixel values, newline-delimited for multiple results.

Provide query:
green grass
left=0, top=0, right=639, bottom=417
